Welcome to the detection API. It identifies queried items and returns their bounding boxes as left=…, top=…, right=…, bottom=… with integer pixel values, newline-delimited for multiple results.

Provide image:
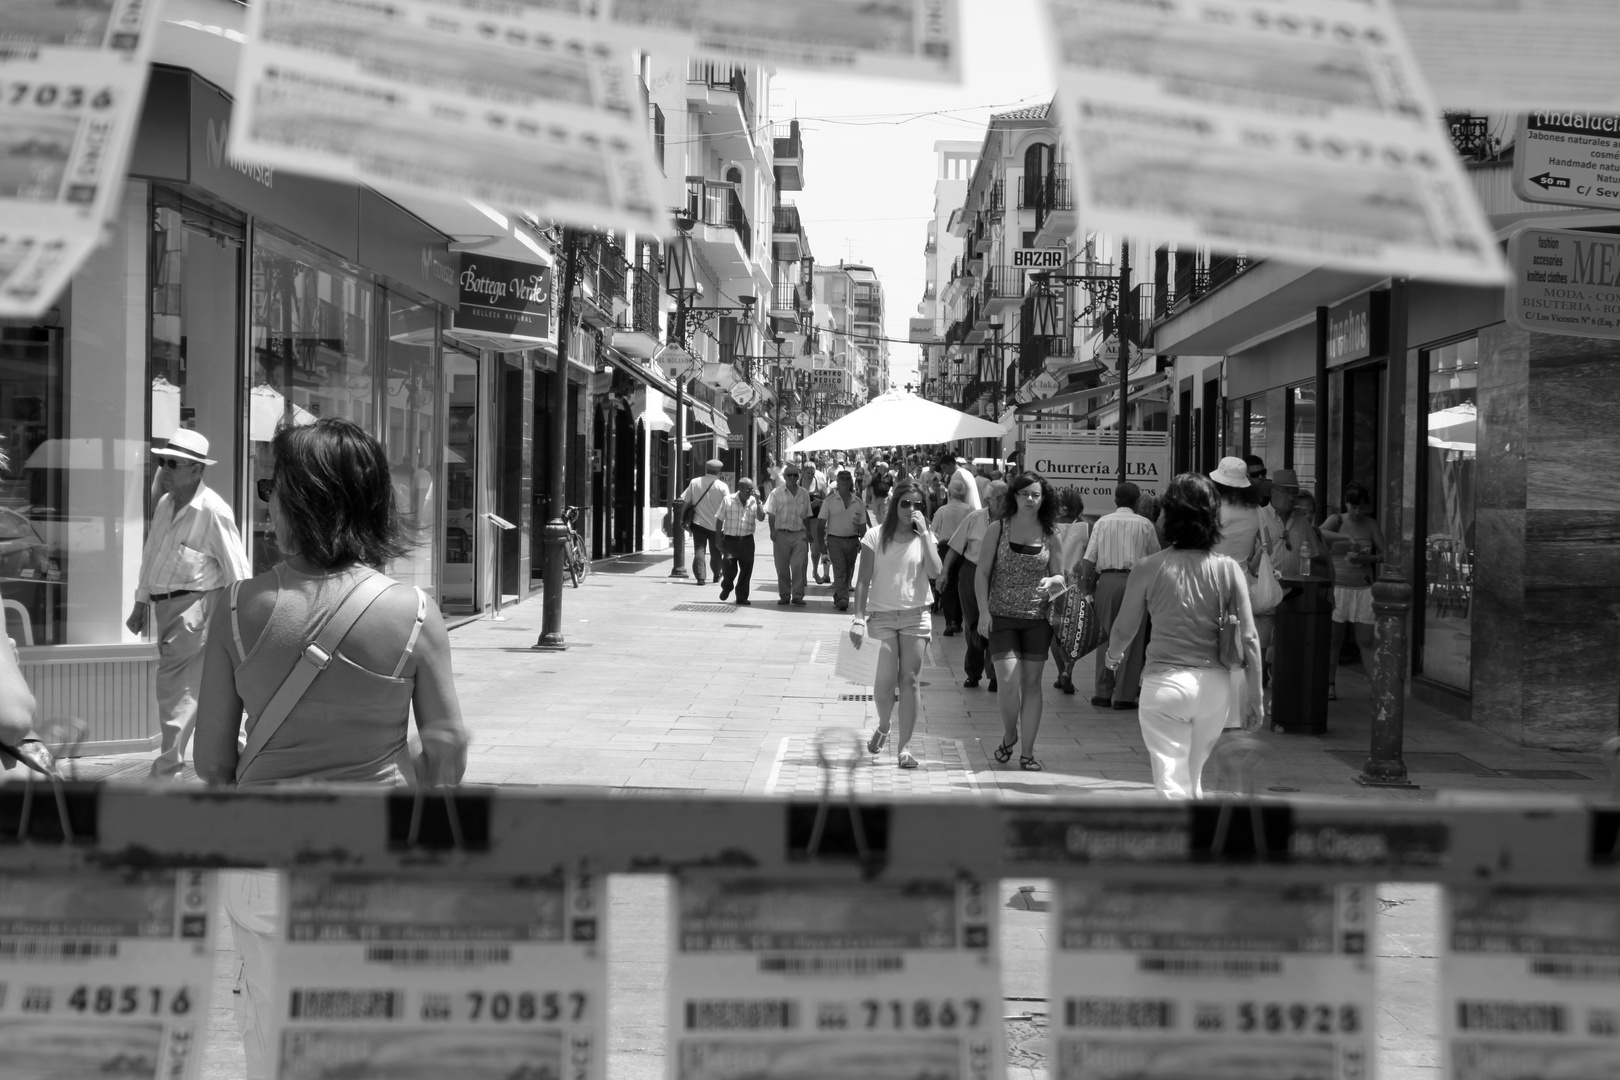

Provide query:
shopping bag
left=1249, top=547, right=1284, bottom=614
left=834, top=631, right=881, bottom=686
left=1050, top=574, right=1102, bottom=662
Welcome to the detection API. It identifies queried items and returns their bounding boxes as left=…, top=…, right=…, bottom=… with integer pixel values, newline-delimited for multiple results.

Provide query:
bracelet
left=851, top=616, right=866, bottom=624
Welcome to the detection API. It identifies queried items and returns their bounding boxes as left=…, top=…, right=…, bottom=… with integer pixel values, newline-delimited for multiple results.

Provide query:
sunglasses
left=898, top=499, right=924, bottom=508
left=1248, top=471, right=1266, bottom=479
left=256, top=478, right=275, bottom=503
left=160, top=458, right=196, bottom=470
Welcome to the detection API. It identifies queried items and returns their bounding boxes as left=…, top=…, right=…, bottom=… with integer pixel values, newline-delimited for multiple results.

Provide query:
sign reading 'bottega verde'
left=455, top=253, right=553, bottom=339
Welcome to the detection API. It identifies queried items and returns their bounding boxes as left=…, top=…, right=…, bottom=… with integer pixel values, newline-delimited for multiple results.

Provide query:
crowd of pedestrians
left=678, top=443, right=1381, bottom=801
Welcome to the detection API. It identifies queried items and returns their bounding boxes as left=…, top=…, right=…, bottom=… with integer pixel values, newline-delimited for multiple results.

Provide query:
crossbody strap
left=234, top=572, right=398, bottom=782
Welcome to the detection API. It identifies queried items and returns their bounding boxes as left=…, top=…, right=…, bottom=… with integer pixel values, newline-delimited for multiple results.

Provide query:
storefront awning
left=1015, top=372, right=1165, bottom=419
left=632, top=386, right=675, bottom=432
left=602, top=350, right=679, bottom=398
left=686, top=399, right=730, bottom=448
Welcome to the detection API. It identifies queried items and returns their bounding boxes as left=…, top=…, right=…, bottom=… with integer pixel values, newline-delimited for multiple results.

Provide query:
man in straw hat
left=126, top=429, right=251, bottom=779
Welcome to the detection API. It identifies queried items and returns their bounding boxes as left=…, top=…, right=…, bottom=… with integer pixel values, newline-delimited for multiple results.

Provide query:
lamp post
left=534, top=227, right=584, bottom=651
left=663, top=212, right=700, bottom=580
left=1029, top=252, right=1133, bottom=483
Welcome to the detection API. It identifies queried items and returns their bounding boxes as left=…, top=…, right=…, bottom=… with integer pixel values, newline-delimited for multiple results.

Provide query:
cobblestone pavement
left=69, top=547, right=1609, bottom=1080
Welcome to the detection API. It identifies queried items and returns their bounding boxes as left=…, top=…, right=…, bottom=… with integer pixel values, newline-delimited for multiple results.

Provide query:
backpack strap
left=234, top=572, right=398, bottom=783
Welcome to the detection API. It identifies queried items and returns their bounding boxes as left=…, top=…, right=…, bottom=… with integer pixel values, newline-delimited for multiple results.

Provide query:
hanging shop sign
left=667, top=874, right=1002, bottom=1080
left=1442, top=887, right=1620, bottom=1080
left=1514, top=113, right=1620, bottom=212
left=266, top=870, right=606, bottom=1080
left=1325, top=291, right=1390, bottom=366
left=450, top=253, right=553, bottom=350
left=1051, top=882, right=1375, bottom=1080
left=1504, top=224, right=1620, bottom=340
left=0, top=869, right=216, bottom=1080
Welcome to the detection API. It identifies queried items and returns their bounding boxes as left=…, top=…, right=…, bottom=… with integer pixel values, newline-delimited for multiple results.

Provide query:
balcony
left=611, top=261, right=662, bottom=359
left=772, top=203, right=805, bottom=263
left=772, top=120, right=804, bottom=191
left=1163, top=249, right=1257, bottom=317
left=686, top=176, right=753, bottom=279
left=648, top=101, right=666, bottom=174
left=984, top=179, right=1004, bottom=222
left=1030, top=167, right=1077, bottom=247
left=982, top=265, right=1025, bottom=314
left=578, top=235, right=628, bottom=330
left=687, top=60, right=754, bottom=158
left=769, top=280, right=802, bottom=319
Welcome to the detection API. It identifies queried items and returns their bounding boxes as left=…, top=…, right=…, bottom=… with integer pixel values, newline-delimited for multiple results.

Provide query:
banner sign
left=0, top=869, right=216, bottom=1080
left=268, top=871, right=606, bottom=1080
left=1026, top=432, right=1170, bottom=500
left=1051, top=882, right=1376, bottom=1080
left=0, top=0, right=163, bottom=316
left=1504, top=224, right=1620, bottom=341
left=1442, top=887, right=1620, bottom=1080
left=231, top=0, right=671, bottom=236
left=668, top=875, right=1002, bottom=1080
left=604, top=0, right=963, bottom=83
left=1040, top=0, right=1506, bottom=285
left=1514, top=113, right=1620, bottom=211
left=455, top=253, right=553, bottom=340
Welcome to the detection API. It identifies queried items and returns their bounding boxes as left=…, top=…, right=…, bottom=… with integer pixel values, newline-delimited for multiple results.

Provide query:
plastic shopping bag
left=834, top=632, right=880, bottom=686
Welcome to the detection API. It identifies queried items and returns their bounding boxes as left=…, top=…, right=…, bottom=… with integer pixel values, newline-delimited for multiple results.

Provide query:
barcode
left=685, top=999, right=797, bottom=1030
left=757, top=955, right=903, bottom=976
left=1456, top=1001, right=1566, bottom=1032
left=0, top=939, right=119, bottom=960
left=363, top=946, right=511, bottom=966
left=1065, top=997, right=1175, bottom=1029
left=1530, top=959, right=1620, bottom=981
left=289, top=990, right=400, bottom=1020
left=1138, top=955, right=1282, bottom=975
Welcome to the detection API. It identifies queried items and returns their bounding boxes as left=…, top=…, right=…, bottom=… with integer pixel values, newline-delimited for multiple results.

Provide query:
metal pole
left=1117, top=241, right=1132, bottom=483
left=1360, top=278, right=1414, bottom=787
left=535, top=229, right=582, bottom=651
left=774, top=343, right=783, bottom=463
left=1314, top=305, right=1329, bottom=522
left=668, top=283, right=689, bottom=580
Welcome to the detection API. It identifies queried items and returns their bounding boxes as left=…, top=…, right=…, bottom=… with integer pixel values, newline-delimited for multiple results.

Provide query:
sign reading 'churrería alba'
left=1505, top=224, right=1620, bottom=340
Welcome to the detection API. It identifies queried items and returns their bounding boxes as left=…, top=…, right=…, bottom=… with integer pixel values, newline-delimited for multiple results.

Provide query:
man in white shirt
left=806, top=456, right=832, bottom=584
left=679, top=458, right=730, bottom=586
left=1079, top=482, right=1161, bottom=710
left=126, top=429, right=252, bottom=779
left=766, top=463, right=813, bottom=605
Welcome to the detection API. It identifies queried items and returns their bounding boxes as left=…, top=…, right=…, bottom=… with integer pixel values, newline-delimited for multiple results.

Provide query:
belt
left=148, top=589, right=199, bottom=603
left=829, top=533, right=858, bottom=539
left=1098, top=568, right=1131, bottom=574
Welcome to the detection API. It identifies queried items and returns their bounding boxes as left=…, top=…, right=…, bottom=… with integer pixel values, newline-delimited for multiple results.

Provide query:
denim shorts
left=867, top=605, right=931, bottom=641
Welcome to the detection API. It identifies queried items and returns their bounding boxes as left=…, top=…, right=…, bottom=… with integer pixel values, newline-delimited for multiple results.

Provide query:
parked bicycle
left=562, top=505, right=589, bottom=588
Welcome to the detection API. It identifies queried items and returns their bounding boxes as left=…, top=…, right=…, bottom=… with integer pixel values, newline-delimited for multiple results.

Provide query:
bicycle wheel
left=568, top=534, right=588, bottom=587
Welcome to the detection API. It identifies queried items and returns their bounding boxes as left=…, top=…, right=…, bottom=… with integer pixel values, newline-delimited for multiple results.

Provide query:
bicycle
left=562, top=506, right=589, bottom=588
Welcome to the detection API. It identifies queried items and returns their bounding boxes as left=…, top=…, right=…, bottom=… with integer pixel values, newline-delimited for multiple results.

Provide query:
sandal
left=1327, top=684, right=1338, bottom=702
left=993, top=737, right=1017, bottom=764
left=1019, top=756, right=1043, bottom=771
left=868, top=727, right=890, bottom=754
left=897, top=750, right=918, bottom=769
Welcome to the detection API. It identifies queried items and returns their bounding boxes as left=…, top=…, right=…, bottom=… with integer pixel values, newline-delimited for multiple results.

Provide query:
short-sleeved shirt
left=1083, top=507, right=1160, bottom=571
left=948, top=509, right=992, bottom=564
left=766, top=485, right=812, bottom=531
left=136, top=481, right=253, bottom=602
left=717, top=492, right=762, bottom=536
left=931, top=501, right=973, bottom=549
left=681, top=475, right=729, bottom=531
left=819, top=491, right=869, bottom=537
left=861, top=526, right=932, bottom=612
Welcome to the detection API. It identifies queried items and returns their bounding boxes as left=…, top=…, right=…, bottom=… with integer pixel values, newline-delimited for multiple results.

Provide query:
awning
left=603, top=350, right=678, bottom=397
left=1015, top=372, right=1166, bottom=419
left=632, top=386, right=675, bottom=432
left=1079, top=375, right=1172, bottom=428
left=687, top=398, right=730, bottom=447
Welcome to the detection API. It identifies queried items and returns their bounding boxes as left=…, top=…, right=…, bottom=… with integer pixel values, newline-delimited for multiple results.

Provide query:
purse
left=1050, top=577, right=1102, bottom=662
left=1218, top=557, right=1246, bottom=670
left=1248, top=520, right=1284, bottom=614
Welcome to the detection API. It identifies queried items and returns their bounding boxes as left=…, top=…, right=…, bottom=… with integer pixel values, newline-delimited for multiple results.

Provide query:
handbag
left=233, top=572, right=398, bottom=783
left=1049, top=575, right=1102, bottom=662
left=1218, top=557, right=1246, bottom=670
left=681, top=477, right=717, bottom=530
left=1248, top=522, right=1284, bottom=614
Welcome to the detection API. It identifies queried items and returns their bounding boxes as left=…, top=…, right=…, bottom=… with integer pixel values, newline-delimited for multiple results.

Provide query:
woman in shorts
left=975, top=471, right=1068, bottom=771
left=1319, top=481, right=1385, bottom=701
left=850, top=479, right=942, bottom=769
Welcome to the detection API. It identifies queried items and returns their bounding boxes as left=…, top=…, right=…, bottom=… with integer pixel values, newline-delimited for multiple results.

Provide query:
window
left=1288, top=384, right=1316, bottom=493
left=382, top=294, right=441, bottom=599
left=1417, top=337, right=1476, bottom=692
left=1245, top=396, right=1267, bottom=465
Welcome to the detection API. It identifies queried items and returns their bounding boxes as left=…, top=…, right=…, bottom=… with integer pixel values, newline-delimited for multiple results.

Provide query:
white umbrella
left=1427, top=402, right=1475, bottom=452
left=784, top=390, right=1006, bottom=453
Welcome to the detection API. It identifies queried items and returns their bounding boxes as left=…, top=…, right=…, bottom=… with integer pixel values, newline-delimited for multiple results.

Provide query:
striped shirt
left=136, top=481, right=252, bottom=602
left=717, top=492, right=763, bottom=536
left=1082, top=506, right=1161, bottom=571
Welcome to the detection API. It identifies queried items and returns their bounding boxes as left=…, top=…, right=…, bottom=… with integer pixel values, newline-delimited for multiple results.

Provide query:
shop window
left=1417, top=338, right=1476, bottom=693
left=383, top=294, right=441, bottom=599
left=248, top=229, right=376, bottom=573
left=443, top=348, right=480, bottom=613
left=1288, top=384, right=1316, bottom=494
left=1245, top=396, right=1267, bottom=466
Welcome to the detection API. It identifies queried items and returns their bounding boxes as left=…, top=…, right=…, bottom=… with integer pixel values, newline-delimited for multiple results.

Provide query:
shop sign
left=1505, top=224, right=1620, bottom=340
left=1514, top=112, right=1620, bottom=211
left=1013, top=248, right=1066, bottom=270
left=357, top=190, right=458, bottom=308
left=1025, top=432, right=1170, bottom=499
left=1325, top=291, right=1389, bottom=366
left=454, top=253, right=552, bottom=339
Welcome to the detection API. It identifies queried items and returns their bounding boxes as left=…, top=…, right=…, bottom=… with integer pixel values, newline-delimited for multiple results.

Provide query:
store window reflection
left=442, top=349, right=479, bottom=613
left=1289, top=385, right=1316, bottom=494
left=384, top=297, right=440, bottom=599
left=0, top=328, right=65, bottom=645
left=1420, top=338, right=1476, bottom=692
left=248, top=230, right=374, bottom=573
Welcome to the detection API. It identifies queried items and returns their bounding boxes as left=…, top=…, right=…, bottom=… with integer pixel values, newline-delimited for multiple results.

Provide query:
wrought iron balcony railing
left=686, top=177, right=752, bottom=255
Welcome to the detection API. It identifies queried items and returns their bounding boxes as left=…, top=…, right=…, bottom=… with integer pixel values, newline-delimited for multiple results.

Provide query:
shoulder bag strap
left=234, top=572, right=398, bottom=782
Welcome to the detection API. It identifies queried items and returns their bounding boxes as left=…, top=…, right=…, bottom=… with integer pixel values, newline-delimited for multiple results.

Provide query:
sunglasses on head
left=256, top=478, right=275, bottom=503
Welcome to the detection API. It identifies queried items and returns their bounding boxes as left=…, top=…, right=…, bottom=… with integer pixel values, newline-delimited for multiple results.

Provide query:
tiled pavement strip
left=70, top=546, right=1613, bottom=1080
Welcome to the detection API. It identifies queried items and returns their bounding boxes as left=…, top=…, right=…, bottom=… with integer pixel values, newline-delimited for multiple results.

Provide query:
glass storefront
left=1289, top=384, right=1316, bottom=493
left=442, top=349, right=480, bottom=613
left=1418, top=337, right=1477, bottom=692
left=383, top=295, right=442, bottom=599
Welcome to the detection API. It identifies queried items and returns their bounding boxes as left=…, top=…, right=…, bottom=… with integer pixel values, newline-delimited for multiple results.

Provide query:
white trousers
left=1138, top=667, right=1232, bottom=799
left=223, top=870, right=280, bottom=1080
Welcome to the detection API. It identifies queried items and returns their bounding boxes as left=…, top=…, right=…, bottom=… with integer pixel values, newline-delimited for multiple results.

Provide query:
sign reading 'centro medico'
left=455, top=253, right=552, bottom=339
left=1025, top=432, right=1170, bottom=500
left=1505, top=225, right=1620, bottom=340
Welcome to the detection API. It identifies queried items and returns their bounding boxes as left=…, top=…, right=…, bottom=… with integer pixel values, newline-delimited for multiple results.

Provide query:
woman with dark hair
left=865, top=472, right=893, bottom=525
left=1049, top=487, right=1089, bottom=694
left=975, top=471, right=1067, bottom=771
left=1319, top=481, right=1385, bottom=700
left=942, top=480, right=1006, bottom=693
left=851, top=479, right=942, bottom=769
left=1106, top=473, right=1263, bottom=799
left=194, top=419, right=467, bottom=1079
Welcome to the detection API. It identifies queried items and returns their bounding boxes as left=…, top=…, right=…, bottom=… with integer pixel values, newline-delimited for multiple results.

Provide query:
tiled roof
left=992, top=102, right=1051, bottom=121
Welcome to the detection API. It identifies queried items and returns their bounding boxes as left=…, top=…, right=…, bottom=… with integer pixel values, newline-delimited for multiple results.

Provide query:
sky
left=768, top=0, right=1057, bottom=393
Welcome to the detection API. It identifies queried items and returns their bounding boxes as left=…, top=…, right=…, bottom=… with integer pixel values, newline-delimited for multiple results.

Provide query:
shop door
left=1342, top=364, right=1385, bottom=519
left=591, top=400, right=609, bottom=559
left=614, top=407, right=637, bottom=553
left=441, top=349, right=481, bottom=613
left=495, top=352, right=525, bottom=605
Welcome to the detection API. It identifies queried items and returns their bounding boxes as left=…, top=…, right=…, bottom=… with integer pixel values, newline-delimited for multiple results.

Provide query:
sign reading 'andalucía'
left=1514, top=112, right=1620, bottom=212
left=1504, top=224, right=1620, bottom=341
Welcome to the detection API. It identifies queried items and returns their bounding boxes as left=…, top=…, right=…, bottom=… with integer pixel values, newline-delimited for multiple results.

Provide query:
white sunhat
left=150, top=428, right=216, bottom=465
left=1208, top=456, right=1250, bottom=488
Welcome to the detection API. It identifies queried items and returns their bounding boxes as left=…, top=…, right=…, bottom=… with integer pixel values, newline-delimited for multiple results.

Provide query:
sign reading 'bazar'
left=1505, top=224, right=1620, bottom=340
left=455, top=253, right=552, bottom=339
